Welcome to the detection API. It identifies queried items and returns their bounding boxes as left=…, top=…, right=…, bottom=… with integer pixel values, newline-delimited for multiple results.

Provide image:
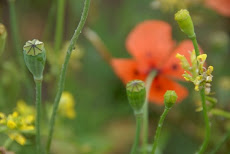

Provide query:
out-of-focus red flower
left=111, top=20, right=201, bottom=105
left=206, top=0, right=230, bottom=17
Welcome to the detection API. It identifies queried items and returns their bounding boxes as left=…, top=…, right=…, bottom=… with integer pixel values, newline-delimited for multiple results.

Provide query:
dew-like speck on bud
left=126, top=80, right=146, bottom=115
left=164, top=90, right=178, bottom=108
left=23, top=39, right=46, bottom=81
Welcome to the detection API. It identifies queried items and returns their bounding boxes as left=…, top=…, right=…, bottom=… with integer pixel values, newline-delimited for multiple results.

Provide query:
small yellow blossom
left=207, top=66, right=214, bottom=75
left=197, top=54, right=207, bottom=63
left=12, top=112, right=18, bottom=118
left=59, top=92, right=76, bottom=119
left=9, top=133, right=26, bottom=145
left=0, top=112, right=6, bottom=124
left=176, top=51, right=214, bottom=93
left=7, top=120, right=17, bottom=129
left=16, top=100, right=35, bottom=116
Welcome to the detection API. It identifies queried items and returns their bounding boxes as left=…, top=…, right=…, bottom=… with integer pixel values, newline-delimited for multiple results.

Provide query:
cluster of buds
left=0, top=111, right=35, bottom=145
left=176, top=50, right=214, bottom=94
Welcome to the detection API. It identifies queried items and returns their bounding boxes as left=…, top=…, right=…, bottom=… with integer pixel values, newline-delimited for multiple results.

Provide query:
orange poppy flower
left=111, top=20, right=200, bottom=105
left=206, top=0, right=230, bottom=17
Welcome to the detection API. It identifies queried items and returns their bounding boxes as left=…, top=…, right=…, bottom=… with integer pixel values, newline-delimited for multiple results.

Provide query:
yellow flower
left=59, top=92, right=76, bottom=119
left=0, top=112, right=6, bottom=124
left=9, top=133, right=26, bottom=145
left=16, top=100, right=35, bottom=116
left=197, top=54, right=207, bottom=63
left=207, top=66, right=214, bottom=75
left=7, top=120, right=17, bottom=129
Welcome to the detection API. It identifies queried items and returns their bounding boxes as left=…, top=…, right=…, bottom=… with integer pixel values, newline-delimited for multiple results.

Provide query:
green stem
left=42, top=0, right=57, bottom=41
left=143, top=70, right=157, bottom=154
left=35, top=80, right=42, bottom=154
left=46, top=0, right=91, bottom=153
left=8, top=0, right=21, bottom=57
left=151, top=107, right=170, bottom=154
left=8, top=0, right=33, bottom=102
left=3, top=137, right=13, bottom=150
left=191, top=36, right=200, bottom=57
left=210, top=129, right=230, bottom=154
left=131, top=115, right=142, bottom=154
left=197, top=88, right=210, bottom=154
left=191, top=36, right=211, bottom=154
left=54, top=0, right=66, bottom=51
left=210, top=109, right=230, bottom=119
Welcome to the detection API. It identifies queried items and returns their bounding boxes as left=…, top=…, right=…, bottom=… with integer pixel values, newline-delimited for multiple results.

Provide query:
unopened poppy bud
left=175, top=9, right=195, bottom=38
left=126, top=80, right=146, bottom=115
left=0, top=23, right=7, bottom=56
left=23, top=39, right=46, bottom=81
left=164, top=90, right=177, bottom=108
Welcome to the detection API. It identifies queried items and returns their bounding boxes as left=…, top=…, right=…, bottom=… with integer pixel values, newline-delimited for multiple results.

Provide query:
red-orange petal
left=161, top=40, right=203, bottom=80
left=206, top=0, right=230, bottom=17
left=126, top=20, right=175, bottom=71
left=149, top=75, right=188, bottom=105
left=111, top=59, right=146, bottom=84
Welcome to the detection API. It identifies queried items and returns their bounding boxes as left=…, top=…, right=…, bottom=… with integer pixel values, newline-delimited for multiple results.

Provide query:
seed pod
left=0, top=23, right=7, bottom=56
left=126, top=80, right=146, bottom=115
left=23, top=39, right=46, bottom=80
left=164, top=90, right=177, bottom=108
left=175, top=9, right=195, bottom=38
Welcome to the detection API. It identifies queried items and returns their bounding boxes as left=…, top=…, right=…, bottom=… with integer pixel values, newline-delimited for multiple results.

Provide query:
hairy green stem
left=191, top=36, right=211, bottom=154
left=151, top=107, right=170, bottom=154
left=143, top=70, right=157, bottom=154
left=210, top=129, right=230, bottom=154
left=54, top=0, right=66, bottom=51
left=35, top=80, right=42, bottom=154
left=131, top=115, right=142, bottom=154
left=46, top=0, right=91, bottom=153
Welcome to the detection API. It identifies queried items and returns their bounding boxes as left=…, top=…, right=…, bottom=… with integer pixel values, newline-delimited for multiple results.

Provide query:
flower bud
left=164, top=90, right=177, bottom=108
left=176, top=53, right=190, bottom=70
left=23, top=39, right=46, bottom=81
left=175, top=9, right=195, bottom=38
left=126, top=80, right=146, bottom=115
left=0, top=23, right=7, bottom=56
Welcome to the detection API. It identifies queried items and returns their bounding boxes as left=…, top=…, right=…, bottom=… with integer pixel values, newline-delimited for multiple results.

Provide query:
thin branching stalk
left=143, top=70, right=157, bottom=154
left=54, top=0, right=66, bottom=51
left=151, top=107, right=170, bottom=154
left=35, top=80, right=42, bottom=154
left=46, top=0, right=91, bottom=153
left=191, top=36, right=211, bottom=154
left=130, top=115, right=142, bottom=154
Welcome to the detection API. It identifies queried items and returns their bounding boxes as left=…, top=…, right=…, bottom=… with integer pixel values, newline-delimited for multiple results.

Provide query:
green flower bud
left=175, top=9, right=195, bottom=38
left=0, top=23, right=7, bottom=56
left=23, top=39, right=46, bottom=81
left=164, top=90, right=178, bottom=108
left=126, top=80, right=146, bottom=115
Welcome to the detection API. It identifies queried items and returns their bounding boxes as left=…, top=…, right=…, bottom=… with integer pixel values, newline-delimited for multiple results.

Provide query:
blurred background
left=0, top=0, right=230, bottom=153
